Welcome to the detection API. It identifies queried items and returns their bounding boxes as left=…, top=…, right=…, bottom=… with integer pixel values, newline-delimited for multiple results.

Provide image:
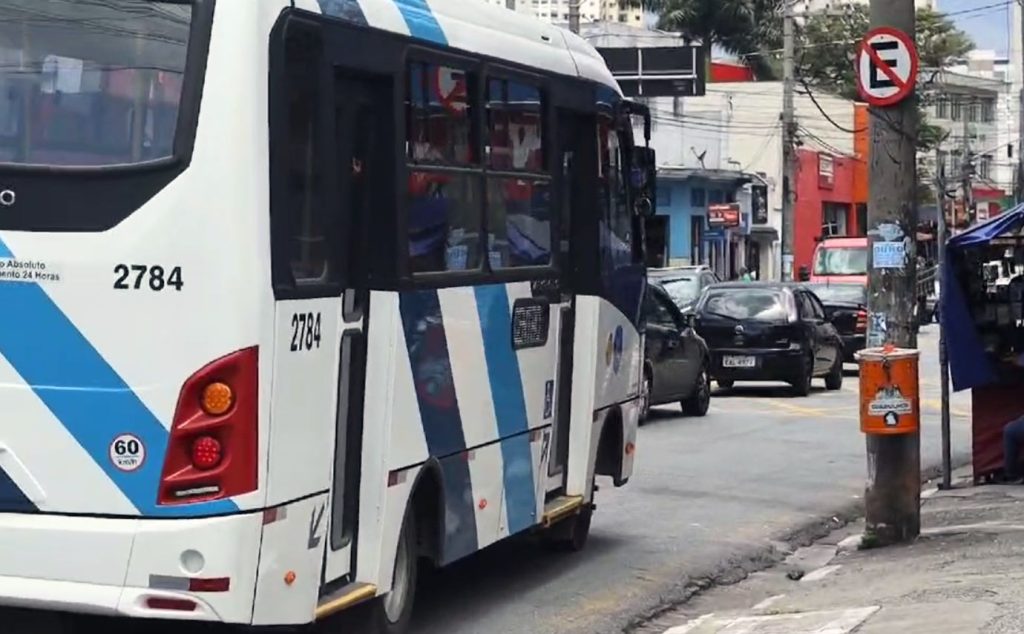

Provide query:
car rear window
left=658, top=277, right=700, bottom=306
left=701, top=289, right=790, bottom=321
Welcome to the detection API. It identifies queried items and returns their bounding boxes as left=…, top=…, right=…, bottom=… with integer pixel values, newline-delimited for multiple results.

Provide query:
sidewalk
left=640, top=467, right=1024, bottom=634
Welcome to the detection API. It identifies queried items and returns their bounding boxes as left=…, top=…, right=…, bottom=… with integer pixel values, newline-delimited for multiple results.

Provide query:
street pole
left=935, top=148, right=952, bottom=490
left=864, top=0, right=920, bottom=547
left=1017, top=0, right=1023, bottom=204
left=781, top=0, right=796, bottom=281
left=961, top=103, right=974, bottom=226
left=568, top=0, right=579, bottom=34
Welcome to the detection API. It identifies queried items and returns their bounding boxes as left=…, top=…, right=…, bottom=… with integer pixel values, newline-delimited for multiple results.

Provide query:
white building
left=478, top=0, right=643, bottom=26
left=793, top=0, right=933, bottom=14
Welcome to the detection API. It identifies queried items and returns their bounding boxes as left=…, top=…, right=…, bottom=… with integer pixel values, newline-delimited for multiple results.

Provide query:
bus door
left=321, top=72, right=388, bottom=585
left=546, top=109, right=596, bottom=494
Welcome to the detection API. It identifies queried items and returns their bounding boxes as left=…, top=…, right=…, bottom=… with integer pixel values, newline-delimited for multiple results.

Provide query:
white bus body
left=0, top=0, right=651, bottom=629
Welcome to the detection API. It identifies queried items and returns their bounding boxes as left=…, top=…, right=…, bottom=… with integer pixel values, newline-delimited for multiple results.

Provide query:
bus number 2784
left=290, top=312, right=322, bottom=352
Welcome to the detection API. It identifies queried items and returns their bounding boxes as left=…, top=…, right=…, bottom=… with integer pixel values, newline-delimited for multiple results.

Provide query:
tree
left=639, top=0, right=784, bottom=80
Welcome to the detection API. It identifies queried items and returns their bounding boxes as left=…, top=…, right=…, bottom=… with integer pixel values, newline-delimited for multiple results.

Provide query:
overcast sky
left=938, top=0, right=1013, bottom=56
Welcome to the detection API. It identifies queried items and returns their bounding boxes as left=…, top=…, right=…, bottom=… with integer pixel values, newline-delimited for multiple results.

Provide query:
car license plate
left=723, top=355, right=756, bottom=368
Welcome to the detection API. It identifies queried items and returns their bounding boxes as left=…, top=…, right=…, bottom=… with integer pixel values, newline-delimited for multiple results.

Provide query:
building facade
left=477, top=0, right=643, bottom=26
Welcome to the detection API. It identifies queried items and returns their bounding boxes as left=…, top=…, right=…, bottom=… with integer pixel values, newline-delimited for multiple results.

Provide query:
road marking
left=752, top=594, right=786, bottom=611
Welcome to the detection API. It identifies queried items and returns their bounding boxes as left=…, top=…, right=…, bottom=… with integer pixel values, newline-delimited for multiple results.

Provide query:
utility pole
left=781, top=0, right=796, bottom=281
left=568, top=0, right=579, bottom=34
left=961, top=108, right=975, bottom=227
left=864, top=0, right=920, bottom=547
left=1017, top=0, right=1024, bottom=204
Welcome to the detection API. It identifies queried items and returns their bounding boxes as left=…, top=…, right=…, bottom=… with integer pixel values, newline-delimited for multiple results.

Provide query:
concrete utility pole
left=1017, top=0, right=1024, bottom=204
left=568, top=0, right=579, bottom=34
left=864, top=0, right=920, bottom=546
left=781, top=0, right=796, bottom=280
left=961, top=109, right=975, bottom=226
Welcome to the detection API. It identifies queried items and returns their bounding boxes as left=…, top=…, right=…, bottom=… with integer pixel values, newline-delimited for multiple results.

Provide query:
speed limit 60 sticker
left=109, top=433, right=146, bottom=472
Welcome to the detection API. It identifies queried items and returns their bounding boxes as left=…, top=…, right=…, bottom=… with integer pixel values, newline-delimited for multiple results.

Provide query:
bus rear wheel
left=349, top=512, right=418, bottom=634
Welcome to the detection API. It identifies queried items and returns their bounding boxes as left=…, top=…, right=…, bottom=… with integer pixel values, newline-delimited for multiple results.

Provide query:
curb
left=621, top=452, right=971, bottom=633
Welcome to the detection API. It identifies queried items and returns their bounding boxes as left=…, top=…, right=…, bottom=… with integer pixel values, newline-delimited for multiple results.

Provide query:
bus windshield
left=813, top=246, right=867, bottom=276
left=0, top=0, right=193, bottom=167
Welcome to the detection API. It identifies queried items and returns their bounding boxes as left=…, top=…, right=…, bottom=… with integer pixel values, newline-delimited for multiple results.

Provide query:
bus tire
left=350, top=511, right=418, bottom=634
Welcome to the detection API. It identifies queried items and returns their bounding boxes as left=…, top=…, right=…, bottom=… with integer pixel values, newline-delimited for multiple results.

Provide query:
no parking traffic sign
left=856, top=26, right=918, bottom=107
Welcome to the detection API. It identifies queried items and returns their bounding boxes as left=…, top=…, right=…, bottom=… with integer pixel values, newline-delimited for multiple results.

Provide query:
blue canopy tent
left=943, top=204, right=1024, bottom=391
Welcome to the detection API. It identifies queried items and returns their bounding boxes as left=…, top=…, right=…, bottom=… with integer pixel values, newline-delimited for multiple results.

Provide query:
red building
left=793, top=149, right=868, bottom=273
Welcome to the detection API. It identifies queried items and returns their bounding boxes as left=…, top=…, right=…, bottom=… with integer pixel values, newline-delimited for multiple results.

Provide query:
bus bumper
left=0, top=511, right=262, bottom=624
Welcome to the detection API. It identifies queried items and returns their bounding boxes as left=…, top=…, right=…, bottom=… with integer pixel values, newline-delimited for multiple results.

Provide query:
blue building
left=650, top=168, right=760, bottom=280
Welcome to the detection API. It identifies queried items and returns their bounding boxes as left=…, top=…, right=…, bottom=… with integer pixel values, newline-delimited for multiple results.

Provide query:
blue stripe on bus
left=474, top=284, right=536, bottom=535
left=392, top=0, right=447, bottom=44
left=399, top=290, right=479, bottom=561
left=0, top=237, right=237, bottom=517
left=0, top=464, right=36, bottom=513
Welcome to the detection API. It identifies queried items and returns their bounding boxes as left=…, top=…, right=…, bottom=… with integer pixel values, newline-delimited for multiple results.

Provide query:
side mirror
left=798, top=265, right=810, bottom=282
left=632, top=147, right=657, bottom=218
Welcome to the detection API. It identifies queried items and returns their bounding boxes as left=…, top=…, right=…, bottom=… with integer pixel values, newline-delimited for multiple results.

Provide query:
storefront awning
left=944, top=204, right=1024, bottom=391
left=749, top=225, right=779, bottom=241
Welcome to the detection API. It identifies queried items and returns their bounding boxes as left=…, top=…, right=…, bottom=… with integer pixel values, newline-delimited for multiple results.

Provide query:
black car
left=648, top=266, right=720, bottom=313
left=694, top=283, right=844, bottom=396
left=804, top=282, right=867, bottom=362
left=640, top=284, right=711, bottom=421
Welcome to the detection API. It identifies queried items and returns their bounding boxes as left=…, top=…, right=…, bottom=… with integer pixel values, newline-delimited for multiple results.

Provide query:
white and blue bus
left=0, top=0, right=655, bottom=631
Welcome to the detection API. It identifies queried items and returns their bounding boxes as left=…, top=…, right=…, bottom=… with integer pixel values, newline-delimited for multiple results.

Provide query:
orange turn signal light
left=201, top=382, right=234, bottom=416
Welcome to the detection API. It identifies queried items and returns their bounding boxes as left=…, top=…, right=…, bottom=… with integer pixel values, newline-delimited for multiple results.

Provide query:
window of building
left=690, top=187, right=705, bottom=208
left=406, top=63, right=552, bottom=274
left=951, top=99, right=962, bottom=121
left=980, top=154, right=993, bottom=180
left=981, top=99, right=995, bottom=123
left=708, top=189, right=724, bottom=205
left=656, top=185, right=670, bottom=208
left=936, top=98, right=949, bottom=120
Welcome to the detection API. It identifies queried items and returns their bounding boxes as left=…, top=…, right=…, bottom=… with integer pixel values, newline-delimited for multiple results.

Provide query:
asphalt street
left=411, top=324, right=972, bottom=634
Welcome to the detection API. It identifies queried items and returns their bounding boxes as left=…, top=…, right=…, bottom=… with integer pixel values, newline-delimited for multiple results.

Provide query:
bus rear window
left=0, top=0, right=192, bottom=167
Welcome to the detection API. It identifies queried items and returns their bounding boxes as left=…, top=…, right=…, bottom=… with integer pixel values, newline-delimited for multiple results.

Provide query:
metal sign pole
left=936, top=166, right=952, bottom=489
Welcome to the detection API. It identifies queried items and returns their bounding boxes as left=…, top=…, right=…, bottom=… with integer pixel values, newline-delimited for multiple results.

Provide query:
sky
left=938, top=0, right=1014, bottom=56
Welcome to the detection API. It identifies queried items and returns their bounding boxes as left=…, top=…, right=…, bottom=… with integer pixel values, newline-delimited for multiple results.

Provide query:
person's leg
left=1004, top=418, right=1024, bottom=481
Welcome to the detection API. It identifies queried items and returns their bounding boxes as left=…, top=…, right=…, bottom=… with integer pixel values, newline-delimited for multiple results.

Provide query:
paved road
left=411, top=325, right=972, bottom=634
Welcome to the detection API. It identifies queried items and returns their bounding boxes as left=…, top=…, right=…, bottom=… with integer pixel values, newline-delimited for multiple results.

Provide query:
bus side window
left=279, top=26, right=332, bottom=286
left=405, top=61, right=481, bottom=274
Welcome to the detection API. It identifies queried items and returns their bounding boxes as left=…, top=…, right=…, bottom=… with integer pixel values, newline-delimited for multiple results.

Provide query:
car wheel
left=791, top=353, right=813, bottom=397
left=639, top=371, right=652, bottom=424
left=717, top=379, right=734, bottom=390
left=682, top=366, right=711, bottom=417
left=825, top=356, right=843, bottom=391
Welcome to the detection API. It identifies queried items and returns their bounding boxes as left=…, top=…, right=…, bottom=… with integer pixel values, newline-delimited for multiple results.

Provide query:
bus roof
left=300, top=0, right=621, bottom=93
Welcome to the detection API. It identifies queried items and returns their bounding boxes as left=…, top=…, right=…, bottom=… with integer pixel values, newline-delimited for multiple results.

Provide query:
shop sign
left=708, top=203, right=741, bottom=228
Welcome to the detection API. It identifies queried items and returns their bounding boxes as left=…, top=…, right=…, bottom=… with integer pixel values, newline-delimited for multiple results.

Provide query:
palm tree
left=634, top=0, right=783, bottom=80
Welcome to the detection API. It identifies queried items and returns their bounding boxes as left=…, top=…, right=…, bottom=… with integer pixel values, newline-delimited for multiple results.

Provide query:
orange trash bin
left=855, top=345, right=920, bottom=435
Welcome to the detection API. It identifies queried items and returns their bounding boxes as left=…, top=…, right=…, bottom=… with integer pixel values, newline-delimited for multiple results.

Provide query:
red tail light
left=856, top=309, right=867, bottom=333
left=158, top=347, right=259, bottom=506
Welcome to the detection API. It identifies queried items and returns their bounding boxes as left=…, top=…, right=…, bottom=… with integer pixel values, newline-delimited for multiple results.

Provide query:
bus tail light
left=856, top=309, right=867, bottom=333
left=158, top=347, right=259, bottom=505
